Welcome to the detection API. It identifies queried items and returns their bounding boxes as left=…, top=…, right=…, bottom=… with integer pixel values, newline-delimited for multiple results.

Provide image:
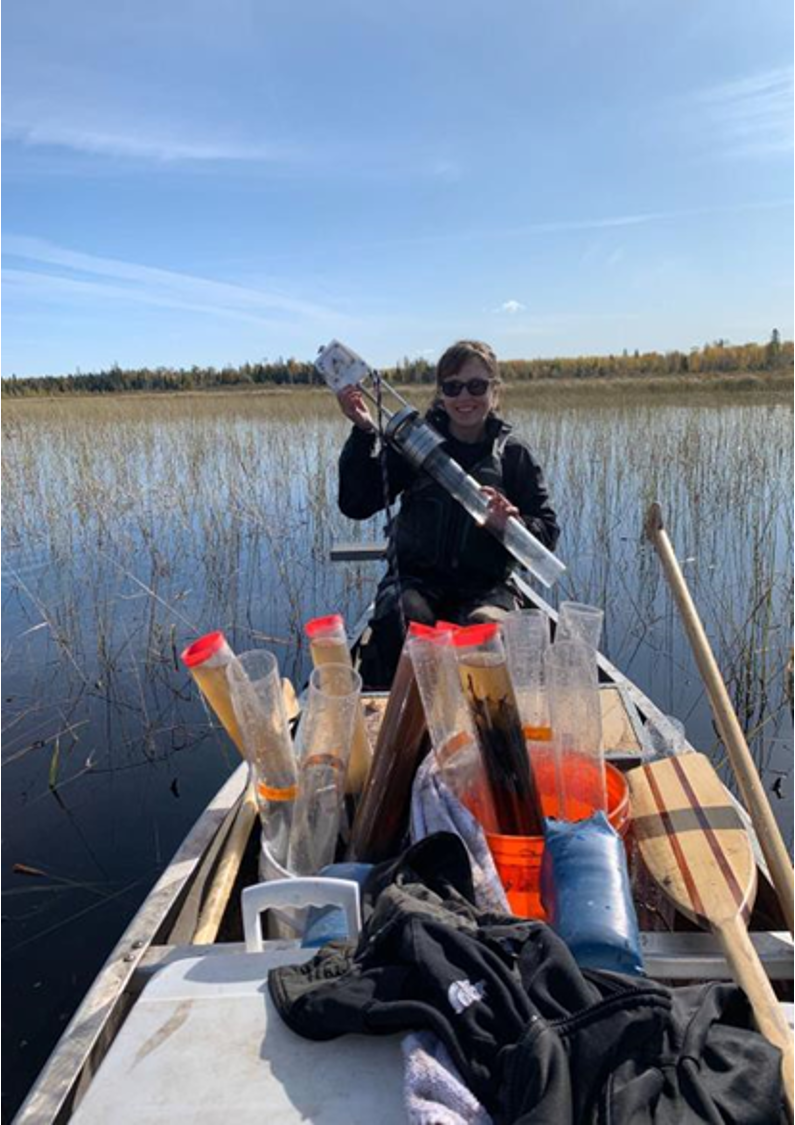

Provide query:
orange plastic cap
left=305, top=614, right=345, bottom=639
left=451, top=622, right=500, bottom=647
left=181, top=631, right=227, bottom=668
left=407, top=621, right=440, bottom=640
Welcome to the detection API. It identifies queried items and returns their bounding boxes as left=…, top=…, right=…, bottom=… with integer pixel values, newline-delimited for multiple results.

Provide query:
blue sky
left=2, top=0, right=793, bottom=377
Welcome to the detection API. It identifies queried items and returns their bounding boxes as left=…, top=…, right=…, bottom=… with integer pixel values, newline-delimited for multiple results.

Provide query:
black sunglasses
left=440, top=377, right=493, bottom=398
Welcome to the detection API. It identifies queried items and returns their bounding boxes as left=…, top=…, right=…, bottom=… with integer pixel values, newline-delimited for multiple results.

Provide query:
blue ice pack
left=301, top=862, right=373, bottom=949
left=540, top=811, right=645, bottom=976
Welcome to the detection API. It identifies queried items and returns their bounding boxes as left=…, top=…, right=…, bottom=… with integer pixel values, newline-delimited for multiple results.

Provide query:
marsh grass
left=4, top=385, right=791, bottom=787
left=2, top=383, right=792, bottom=1119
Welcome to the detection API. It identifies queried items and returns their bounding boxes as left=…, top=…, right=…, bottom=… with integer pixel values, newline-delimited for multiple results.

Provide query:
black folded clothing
left=269, top=832, right=784, bottom=1124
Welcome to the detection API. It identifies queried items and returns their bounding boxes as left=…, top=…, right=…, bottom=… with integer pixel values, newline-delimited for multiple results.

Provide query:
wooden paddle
left=644, top=502, right=794, bottom=936
left=629, top=752, right=794, bottom=1118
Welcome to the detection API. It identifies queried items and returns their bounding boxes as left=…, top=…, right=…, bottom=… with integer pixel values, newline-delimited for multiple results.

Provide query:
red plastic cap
left=451, top=622, right=499, bottom=647
left=305, top=613, right=345, bottom=639
left=407, top=621, right=440, bottom=640
left=181, top=631, right=227, bottom=668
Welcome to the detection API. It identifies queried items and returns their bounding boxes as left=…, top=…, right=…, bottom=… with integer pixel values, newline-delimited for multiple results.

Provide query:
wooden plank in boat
left=599, top=683, right=644, bottom=757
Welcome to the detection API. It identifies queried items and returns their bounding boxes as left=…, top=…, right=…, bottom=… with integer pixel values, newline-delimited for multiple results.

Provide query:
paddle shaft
left=645, top=502, right=794, bottom=935
left=193, top=785, right=258, bottom=945
left=716, top=915, right=794, bottom=1119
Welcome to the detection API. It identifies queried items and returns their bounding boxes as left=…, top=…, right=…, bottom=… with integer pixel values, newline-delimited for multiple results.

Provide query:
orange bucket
left=483, top=757, right=629, bottom=919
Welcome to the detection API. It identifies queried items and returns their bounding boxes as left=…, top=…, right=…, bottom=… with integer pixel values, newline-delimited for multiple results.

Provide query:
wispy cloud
left=2, top=121, right=292, bottom=163
left=2, top=235, right=347, bottom=326
left=2, top=268, right=297, bottom=331
left=692, top=67, right=793, bottom=158
left=354, top=198, right=793, bottom=255
left=497, top=199, right=792, bottom=236
left=494, top=299, right=526, bottom=314
left=2, top=119, right=479, bottom=182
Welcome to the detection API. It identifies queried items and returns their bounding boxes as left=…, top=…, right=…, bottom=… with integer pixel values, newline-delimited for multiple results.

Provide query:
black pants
left=359, top=578, right=518, bottom=689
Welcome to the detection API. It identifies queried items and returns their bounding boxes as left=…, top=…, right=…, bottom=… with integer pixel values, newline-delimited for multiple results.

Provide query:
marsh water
left=2, top=387, right=792, bottom=1119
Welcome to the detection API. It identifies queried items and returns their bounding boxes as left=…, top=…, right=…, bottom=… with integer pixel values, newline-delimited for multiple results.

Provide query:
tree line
left=2, top=332, right=791, bottom=397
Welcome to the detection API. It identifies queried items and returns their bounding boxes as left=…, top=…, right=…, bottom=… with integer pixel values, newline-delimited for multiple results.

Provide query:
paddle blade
left=628, top=753, right=757, bottom=929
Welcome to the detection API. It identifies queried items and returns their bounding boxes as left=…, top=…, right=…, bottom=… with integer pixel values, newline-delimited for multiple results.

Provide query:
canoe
left=13, top=556, right=793, bottom=1124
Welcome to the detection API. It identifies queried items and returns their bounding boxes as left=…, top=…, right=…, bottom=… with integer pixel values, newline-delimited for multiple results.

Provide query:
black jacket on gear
left=269, top=833, right=784, bottom=1125
left=338, top=409, right=560, bottom=593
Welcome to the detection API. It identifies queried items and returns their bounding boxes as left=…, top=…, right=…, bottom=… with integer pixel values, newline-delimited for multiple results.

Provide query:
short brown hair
left=436, top=340, right=499, bottom=384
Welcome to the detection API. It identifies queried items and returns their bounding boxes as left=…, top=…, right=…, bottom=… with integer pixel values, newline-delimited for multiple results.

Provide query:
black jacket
left=269, top=833, right=784, bottom=1125
left=338, top=410, right=559, bottom=592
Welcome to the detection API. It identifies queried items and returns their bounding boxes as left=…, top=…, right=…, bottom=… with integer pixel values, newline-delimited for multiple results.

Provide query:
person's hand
left=337, top=385, right=375, bottom=433
left=481, top=486, right=520, bottom=533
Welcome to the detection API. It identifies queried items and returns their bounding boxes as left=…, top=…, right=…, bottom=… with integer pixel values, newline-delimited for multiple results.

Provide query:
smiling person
left=336, top=340, right=560, bottom=688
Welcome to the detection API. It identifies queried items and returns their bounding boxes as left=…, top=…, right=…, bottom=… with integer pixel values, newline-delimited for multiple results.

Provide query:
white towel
left=410, top=754, right=510, bottom=916
left=404, top=757, right=507, bottom=1124
left=402, top=1030, right=493, bottom=1125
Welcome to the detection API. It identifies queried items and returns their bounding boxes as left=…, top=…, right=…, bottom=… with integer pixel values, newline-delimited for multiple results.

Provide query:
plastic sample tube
left=287, top=665, right=362, bottom=876
left=406, top=623, right=498, bottom=832
left=545, top=639, right=606, bottom=818
left=453, top=623, right=545, bottom=836
left=227, top=650, right=298, bottom=866
left=501, top=608, right=558, bottom=816
left=501, top=609, right=551, bottom=741
left=384, top=409, right=565, bottom=589
left=304, top=614, right=372, bottom=795
left=181, top=631, right=244, bottom=753
left=556, top=602, right=604, bottom=651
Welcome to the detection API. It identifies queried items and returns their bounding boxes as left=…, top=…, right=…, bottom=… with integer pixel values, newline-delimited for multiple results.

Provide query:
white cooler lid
left=71, top=948, right=406, bottom=1124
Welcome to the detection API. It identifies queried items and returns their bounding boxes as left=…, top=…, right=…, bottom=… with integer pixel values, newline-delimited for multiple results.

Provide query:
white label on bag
left=447, top=978, right=486, bottom=1014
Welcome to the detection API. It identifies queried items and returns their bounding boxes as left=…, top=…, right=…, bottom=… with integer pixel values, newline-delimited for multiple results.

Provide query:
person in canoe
left=336, top=339, right=560, bottom=687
